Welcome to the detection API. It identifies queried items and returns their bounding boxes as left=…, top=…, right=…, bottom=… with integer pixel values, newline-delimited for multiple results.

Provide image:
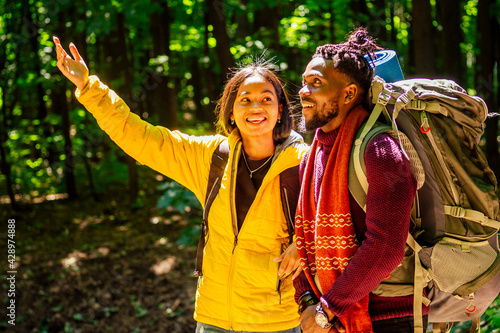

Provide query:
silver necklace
left=242, top=151, right=274, bottom=179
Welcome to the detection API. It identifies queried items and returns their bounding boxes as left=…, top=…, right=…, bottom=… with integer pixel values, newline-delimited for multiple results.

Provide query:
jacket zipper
left=283, top=188, right=293, bottom=238
left=227, top=141, right=242, bottom=328
left=275, top=187, right=293, bottom=304
left=203, top=177, right=221, bottom=220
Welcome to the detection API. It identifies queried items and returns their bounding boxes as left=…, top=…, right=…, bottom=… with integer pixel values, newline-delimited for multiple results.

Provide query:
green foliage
left=482, top=295, right=500, bottom=332
left=156, top=180, right=202, bottom=247
left=156, top=181, right=200, bottom=215
left=133, top=302, right=148, bottom=318
left=2, top=0, right=498, bottom=203
left=175, top=221, right=201, bottom=248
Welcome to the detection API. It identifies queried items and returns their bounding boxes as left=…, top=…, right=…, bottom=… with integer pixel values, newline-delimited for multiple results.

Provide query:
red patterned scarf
left=295, top=105, right=372, bottom=333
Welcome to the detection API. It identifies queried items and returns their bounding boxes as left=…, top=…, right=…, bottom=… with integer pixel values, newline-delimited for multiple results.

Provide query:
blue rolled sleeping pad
left=364, top=50, right=404, bottom=83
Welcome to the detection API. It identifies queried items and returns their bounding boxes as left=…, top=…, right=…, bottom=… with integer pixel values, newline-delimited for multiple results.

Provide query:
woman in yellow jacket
left=53, top=37, right=309, bottom=332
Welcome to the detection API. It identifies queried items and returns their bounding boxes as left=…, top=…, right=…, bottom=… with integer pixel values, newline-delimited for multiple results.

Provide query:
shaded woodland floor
left=0, top=174, right=198, bottom=332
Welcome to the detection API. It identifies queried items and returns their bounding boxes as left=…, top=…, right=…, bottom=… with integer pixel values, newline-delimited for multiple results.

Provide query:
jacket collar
left=226, top=129, right=307, bottom=181
left=227, top=129, right=305, bottom=158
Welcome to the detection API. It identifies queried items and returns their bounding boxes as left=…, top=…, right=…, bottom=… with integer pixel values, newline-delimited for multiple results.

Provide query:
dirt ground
left=2, top=174, right=499, bottom=333
left=1, top=179, right=200, bottom=332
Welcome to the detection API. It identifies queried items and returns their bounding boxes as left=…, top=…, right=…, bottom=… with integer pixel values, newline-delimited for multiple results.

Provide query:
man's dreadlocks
left=313, top=27, right=382, bottom=96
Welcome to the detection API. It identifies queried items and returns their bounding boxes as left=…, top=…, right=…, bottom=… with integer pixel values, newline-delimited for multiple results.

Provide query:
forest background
left=1, top=0, right=500, bottom=332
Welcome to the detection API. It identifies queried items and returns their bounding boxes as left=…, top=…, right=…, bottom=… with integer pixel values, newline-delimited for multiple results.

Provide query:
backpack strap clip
left=446, top=205, right=466, bottom=218
left=394, top=89, right=416, bottom=118
left=377, top=89, right=392, bottom=106
left=420, top=112, right=430, bottom=133
left=444, top=205, right=500, bottom=229
left=410, top=99, right=426, bottom=110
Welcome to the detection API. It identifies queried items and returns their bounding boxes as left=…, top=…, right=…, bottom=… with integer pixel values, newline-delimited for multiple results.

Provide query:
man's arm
left=320, top=134, right=417, bottom=316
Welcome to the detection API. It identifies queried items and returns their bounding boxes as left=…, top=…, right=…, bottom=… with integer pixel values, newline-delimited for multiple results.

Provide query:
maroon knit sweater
left=293, top=128, right=430, bottom=322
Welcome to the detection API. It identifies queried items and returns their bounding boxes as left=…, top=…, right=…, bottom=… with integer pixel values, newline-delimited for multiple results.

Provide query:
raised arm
left=52, top=36, right=221, bottom=203
left=53, top=36, right=89, bottom=91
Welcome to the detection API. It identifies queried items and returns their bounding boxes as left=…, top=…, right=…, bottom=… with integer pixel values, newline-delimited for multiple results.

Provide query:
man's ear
left=343, top=84, right=359, bottom=105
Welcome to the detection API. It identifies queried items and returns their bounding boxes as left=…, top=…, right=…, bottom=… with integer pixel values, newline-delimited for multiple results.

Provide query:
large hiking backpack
left=349, top=76, right=500, bottom=333
left=193, top=140, right=300, bottom=278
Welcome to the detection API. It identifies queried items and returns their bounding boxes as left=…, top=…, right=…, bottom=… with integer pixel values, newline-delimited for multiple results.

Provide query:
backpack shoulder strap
left=348, top=120, right=392, bottom=211
left=194, top=140, right=230, bottom=277
left=203, top=140, right=230, bottom=220
left=280, top=165, right=300, bottom=244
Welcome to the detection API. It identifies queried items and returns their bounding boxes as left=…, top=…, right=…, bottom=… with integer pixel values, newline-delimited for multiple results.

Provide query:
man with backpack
left=293, top=27, right=429, bottom=333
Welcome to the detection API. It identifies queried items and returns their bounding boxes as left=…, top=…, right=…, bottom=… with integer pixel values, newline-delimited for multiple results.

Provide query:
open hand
left=53, top=36, right=89, bottom=90
left=274, top=241, right=303, bottom=280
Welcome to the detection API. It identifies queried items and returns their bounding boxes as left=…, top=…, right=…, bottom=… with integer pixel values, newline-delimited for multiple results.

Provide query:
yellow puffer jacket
left=76, top=76, right=309, bottom=331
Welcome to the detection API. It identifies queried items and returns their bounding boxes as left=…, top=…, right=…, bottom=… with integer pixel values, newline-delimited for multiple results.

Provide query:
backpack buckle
left=377, top=90, right=392, bottom=106
left=396, top=92, right=410, bottom=106
left=448, top=206, right=465, bottom=218
left=411, top=100, right=426, bottom=110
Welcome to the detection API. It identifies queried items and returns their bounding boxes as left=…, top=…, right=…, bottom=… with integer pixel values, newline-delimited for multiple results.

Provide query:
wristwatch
left=315, top=303, right=335, bottom=329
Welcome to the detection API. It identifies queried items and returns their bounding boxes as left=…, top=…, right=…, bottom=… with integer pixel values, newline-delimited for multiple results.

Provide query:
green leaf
left=52, top=304, right=63, bottom=313
left=73, top=313, right=83, bottom=321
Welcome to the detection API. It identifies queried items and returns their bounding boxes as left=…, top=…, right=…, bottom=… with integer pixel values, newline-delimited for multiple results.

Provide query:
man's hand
left=299, top=304, right=346, bottom=333
left=274, top=241, right=303, bottom=280
left=53, top=36, right=89, bottom=91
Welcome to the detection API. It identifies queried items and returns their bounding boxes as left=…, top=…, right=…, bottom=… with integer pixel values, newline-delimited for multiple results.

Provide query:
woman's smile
left=231, top=74, right=282, bottom=140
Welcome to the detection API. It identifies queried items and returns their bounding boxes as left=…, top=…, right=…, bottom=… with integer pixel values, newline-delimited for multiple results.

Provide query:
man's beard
left=298, top=97, right=340, bottom=133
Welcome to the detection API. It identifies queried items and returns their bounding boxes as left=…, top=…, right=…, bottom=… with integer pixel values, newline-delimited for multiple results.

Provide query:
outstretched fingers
left=52, top=36, right=89, bottom=90
left=53, top=36, right=66, bottom=59
left=53, top=36, right=69, bottom=71
left=69, top=43, right=83, bottom=61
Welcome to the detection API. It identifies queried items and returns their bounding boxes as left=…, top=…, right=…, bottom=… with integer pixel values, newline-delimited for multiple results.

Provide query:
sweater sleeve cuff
left=320, top=296, right=337, bottom=316
left=293, top=271, right=313, bottom=304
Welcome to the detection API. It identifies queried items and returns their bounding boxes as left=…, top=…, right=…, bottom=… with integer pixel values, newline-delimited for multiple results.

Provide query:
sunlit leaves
left=281, top=16, right=309, bottom=48
left=207, top=37, right=217, bottom=48
left=149, top=55, right=170, bottom=75
left=170, top=26, right=203, bottom=52
left=464, top=0, right=479, bottom=16
left=27, top=158, right=43, bottom=169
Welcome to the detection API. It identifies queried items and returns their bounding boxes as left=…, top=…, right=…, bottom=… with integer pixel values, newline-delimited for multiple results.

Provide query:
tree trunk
left=350, top=0, right=370, bottom=30
left=369, top=0, right=387, bottom=41
left=190, top=57, right=212, bottom=123
left=53, top=10, right=78, bottom=200
left=148, top=0, right=178, bottom=129
left=437, top=0, right=463, bottom=84
left=389, top=4, right=397, bottom=44
left=26, top=7, right=48, bottom=121
left=52, top=87, right=78, bottom=199
left=206, top=0, right=235, bottom=76
left=253, top=3, right=280, bottom=51
left=478, top=0, right=500, bottom=177
left=203, top=10, right=218, bottom=110
left=116, top=12, right=139, bottom=204
left=328, top=2, right=335, bottom=41
left=235, top=0, right=250, bottom=39
left=0, top=102, right=20, bottom=210
left=0, top=4, right=21, bottom=209
left=411, top=0, right=437, bottom=77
